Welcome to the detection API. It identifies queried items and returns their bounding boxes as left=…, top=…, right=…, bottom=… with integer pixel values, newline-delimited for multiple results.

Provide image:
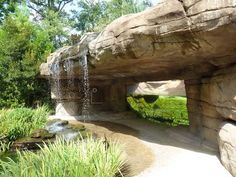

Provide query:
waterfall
left=81, top=54, right=90, bottom=120
left=50, top=61, right=62, bottom=102
left=64, top=59, right=75, bottom=99
left=49, top=33, right=99, bottom=119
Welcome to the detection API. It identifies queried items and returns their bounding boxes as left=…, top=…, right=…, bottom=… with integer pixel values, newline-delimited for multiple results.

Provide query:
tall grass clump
left=127, top=95, right=189, bottom=126
left=0, top=138, right=125, bottom=177
left=0, top=106, right=49, bottom=142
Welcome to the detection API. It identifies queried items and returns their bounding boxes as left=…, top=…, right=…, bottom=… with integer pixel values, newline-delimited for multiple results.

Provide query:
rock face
left=210, top=67, right=236, bottom=121
left=127, top=80, right=186, bottom=96
left=185, top=65, right=236, bottom=176
left=88, top=0, right=236, bottom=81
left=40, top=1, right=236, bottom=175
left=218, top=121, right=236, bottom=177
left=41, top=0, right=236, bottom=82
left=185, top=65, right=236, bottom=142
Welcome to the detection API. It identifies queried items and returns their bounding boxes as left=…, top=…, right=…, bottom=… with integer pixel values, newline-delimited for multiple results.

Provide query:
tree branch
left=27, top=3, right=44, bottom=17
left=59, top=0, right=73, bottom=12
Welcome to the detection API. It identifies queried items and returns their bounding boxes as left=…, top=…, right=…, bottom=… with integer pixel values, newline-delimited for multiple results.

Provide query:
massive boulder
left=40, top=1, right=236, bottom=175
left=218, top=121, right=236, bottom=177
left=127, top=80, right=186, bottom=96
left=41, top=0, right=236, bottom=82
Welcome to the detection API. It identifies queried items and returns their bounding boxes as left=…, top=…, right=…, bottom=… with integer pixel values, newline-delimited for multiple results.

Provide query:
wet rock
left=11, top=120, right=91, bottom=151
left=70, top=124, right=86, bottom=131
left=11, top=137, right=53, bottom=151
left=30, top=129, right=55, bottom=139
left=46, top=119, right=92, bottom=141
left=46, top=119, right=69, bottom=127
left=46, top=119, right=69, bottom=134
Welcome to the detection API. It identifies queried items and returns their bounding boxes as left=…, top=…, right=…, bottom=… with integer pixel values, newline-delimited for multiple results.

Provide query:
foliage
left=0, top=0, right=19, bottom=23
left=27, top=0, right=73, bottom=48
left=72, top=0, right=152, bottom=33
left=27, top=0, right=72, bottom=17
left=0, top=8, right=53, bottom=108
left=0, top=106, right=49, bottom=142
left=105, top=0, right=152, bottom=21
left=40, top=10, right=71, bottom=48
left=127, top=95, right=189, bottom=126
left=72, top=0, right=107, bottom=33
left=0, top=138, right=124, bottom=177
left=0, top=0, right=153, bottom=109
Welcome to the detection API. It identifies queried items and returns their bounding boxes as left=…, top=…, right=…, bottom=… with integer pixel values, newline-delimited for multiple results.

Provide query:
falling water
left=49, top=33, right=98, bottom=120
left=64, top=59, right=75, bottom=99
left=81, top=54, right=90, bottom=120
left=50, top=61, right=62, bottom=102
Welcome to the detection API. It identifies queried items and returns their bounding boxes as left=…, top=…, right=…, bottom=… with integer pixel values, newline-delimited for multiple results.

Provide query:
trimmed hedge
left=127, top=95, right=189, bottom=126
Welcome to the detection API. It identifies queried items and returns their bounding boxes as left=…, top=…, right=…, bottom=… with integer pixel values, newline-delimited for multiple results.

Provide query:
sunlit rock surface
left=40, top=1, right=236, bottom=175
left=41, top=0, right=236, bottom=82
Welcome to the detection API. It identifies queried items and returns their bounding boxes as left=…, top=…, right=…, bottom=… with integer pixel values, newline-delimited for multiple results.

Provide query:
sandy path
left=68, top=112, right=232, bottom=177
left=113, top=117, right=233, bottom=177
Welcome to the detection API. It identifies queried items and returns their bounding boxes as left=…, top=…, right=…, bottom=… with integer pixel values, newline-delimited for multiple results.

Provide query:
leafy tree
left=27, top=0, right=73, bottom=18
left=40, top=10, right=71, bottom=48
left=0, top=8, right=53, bottom=108
left=106, top=0, right=152, bottom=20
left=27, top=1, right=73, bottom=48
left=71, top=0, right=107, bottom=33
left=72, top=0, right=152, bottom=33
left=0, top=0, right=20, bottom=23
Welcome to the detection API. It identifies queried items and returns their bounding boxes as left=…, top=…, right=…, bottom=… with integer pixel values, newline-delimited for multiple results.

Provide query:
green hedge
left=127, top=95, right=189, bottom=126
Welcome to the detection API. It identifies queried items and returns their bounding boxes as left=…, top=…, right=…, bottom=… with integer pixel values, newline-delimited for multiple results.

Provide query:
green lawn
left=127, top=95, right=189, bottom=126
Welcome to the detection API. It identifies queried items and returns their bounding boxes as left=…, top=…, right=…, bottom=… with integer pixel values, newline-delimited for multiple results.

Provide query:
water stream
left=64, top=59, right=75, bottom=99
left=81, top=54, right=90, bottom=120
left=50, top=33, right=99, bottom=121
left=50, top=60, right=62, bottom=102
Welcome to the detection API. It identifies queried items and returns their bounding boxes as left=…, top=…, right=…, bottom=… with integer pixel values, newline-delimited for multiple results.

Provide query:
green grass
left=0, top=138, right=125, bottom=177
left=0, top=106, right=49, bottom=153
left=127, top=95, right=189, bottom=126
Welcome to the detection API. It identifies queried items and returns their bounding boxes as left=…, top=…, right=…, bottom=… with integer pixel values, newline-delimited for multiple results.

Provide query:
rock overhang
left=40, top=0, right=236, bottom=82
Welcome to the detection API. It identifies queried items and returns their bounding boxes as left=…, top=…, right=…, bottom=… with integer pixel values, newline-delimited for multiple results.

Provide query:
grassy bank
left=0, top=138, right=124, bottom=177
left=127, top=95, right=189, bottom=126
left=0, top=106, right=49, bottom=152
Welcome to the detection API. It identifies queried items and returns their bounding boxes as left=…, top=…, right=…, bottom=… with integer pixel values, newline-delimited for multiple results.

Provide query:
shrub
left=0, top=138, right=124, bottom=177
left=127, top=95, right=189, bottom=126
left=0, top=106, right=49, bottom=142
left=0, top=8, right=53, bottom=108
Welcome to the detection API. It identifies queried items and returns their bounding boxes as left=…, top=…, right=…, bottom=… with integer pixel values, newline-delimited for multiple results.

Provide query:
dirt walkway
left=68, top=112, right=232, bottom=177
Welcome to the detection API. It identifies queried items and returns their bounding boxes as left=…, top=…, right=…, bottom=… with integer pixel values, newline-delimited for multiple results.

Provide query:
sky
left=151, top=0, right=160, bottom=5
left=65, top=0, right=161, bottom=34
left=65, top=0, right=161, bottom=12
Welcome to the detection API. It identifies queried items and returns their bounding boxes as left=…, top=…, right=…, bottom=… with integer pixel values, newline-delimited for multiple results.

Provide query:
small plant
left=0, top=142, right=11, bottom=154
left=0, top=138, right=125, bottom=177
left=0, top=106, right=49, bottom=142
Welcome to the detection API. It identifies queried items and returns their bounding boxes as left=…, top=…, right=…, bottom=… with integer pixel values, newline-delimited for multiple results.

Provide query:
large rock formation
left=218, top=121, right=236, bottom=177
left=40, top=1, right=236, bottom=176
left=127, top=80, right=186, bottom=96
left=41, top=0, right=236, bottom=82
